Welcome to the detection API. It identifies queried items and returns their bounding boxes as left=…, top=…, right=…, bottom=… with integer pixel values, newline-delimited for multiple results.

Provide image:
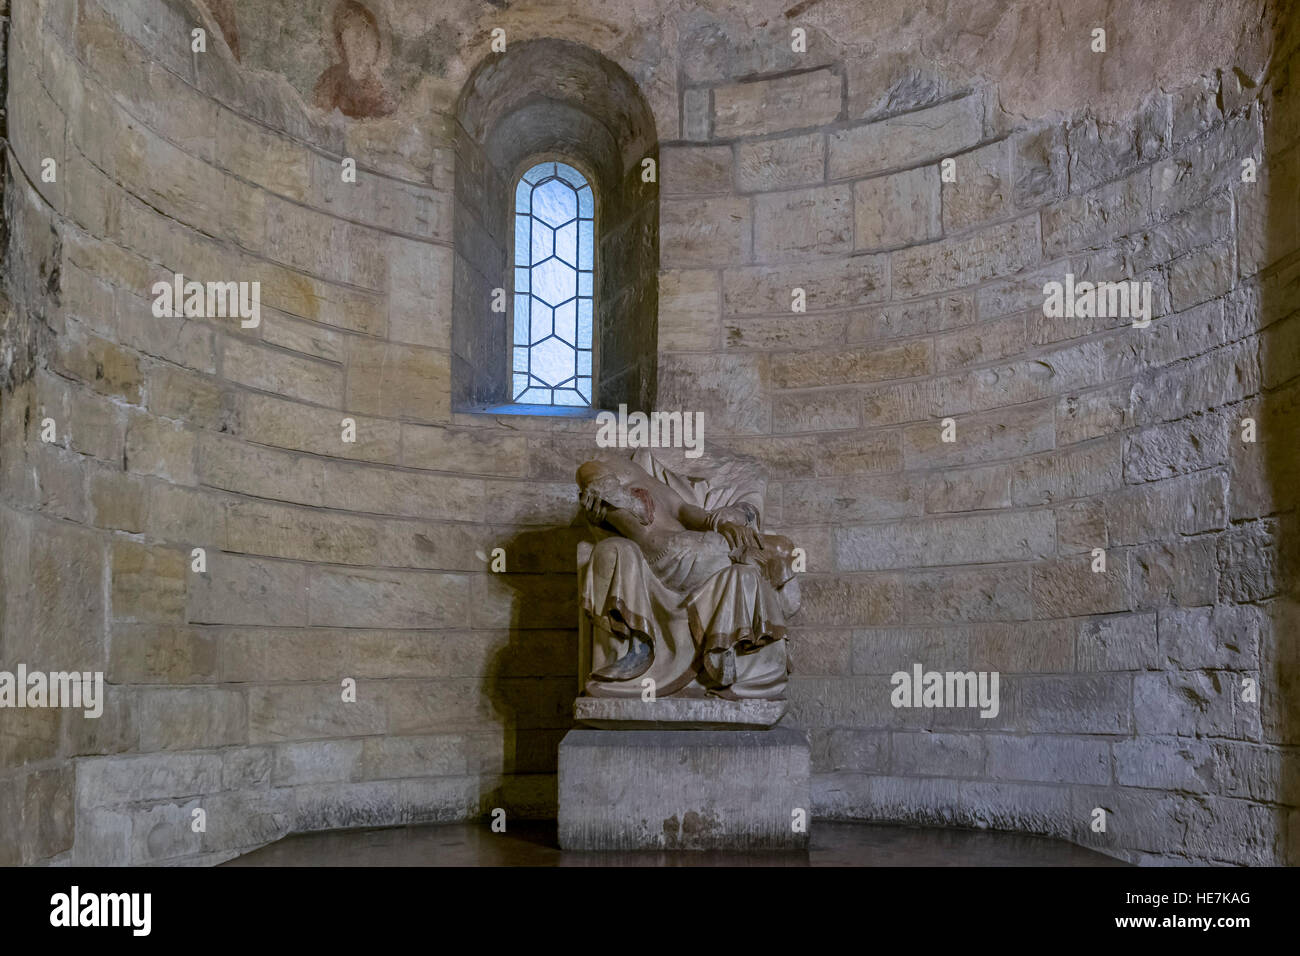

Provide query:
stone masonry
left=0, top=0, right=1297, bottom=865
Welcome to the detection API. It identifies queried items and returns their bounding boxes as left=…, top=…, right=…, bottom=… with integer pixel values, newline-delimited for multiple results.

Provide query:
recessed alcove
left=451, top=38, right=660, bottom=414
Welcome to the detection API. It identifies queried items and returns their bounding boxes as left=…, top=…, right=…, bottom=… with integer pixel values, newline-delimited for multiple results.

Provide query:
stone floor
left=223, top=821, right=1128, bottom=866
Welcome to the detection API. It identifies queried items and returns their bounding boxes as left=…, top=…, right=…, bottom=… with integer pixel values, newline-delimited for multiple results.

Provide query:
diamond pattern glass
left=511, top=162, right=595, bottom=405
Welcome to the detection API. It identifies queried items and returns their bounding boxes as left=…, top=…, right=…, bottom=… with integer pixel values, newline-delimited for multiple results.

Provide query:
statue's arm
left=601, top=506, right=649, bottom=542
left=678, top=499, right=764, bottom=552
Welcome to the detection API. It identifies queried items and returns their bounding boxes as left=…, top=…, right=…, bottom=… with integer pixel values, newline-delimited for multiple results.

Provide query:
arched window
left=512, top=161, right=595, bottom=406
left=451, top=38, right=659, bottom=415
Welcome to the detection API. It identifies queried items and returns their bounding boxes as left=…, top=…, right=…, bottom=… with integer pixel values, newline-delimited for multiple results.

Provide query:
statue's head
left=576, top=458, right=656, bottom=526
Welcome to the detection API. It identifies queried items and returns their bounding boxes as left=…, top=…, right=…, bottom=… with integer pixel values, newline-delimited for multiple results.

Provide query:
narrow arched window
left=511, top=161, right=595, bottom=407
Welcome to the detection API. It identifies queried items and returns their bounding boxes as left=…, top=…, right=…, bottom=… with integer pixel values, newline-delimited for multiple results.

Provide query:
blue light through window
left=512, top=161, right=594, bottom=406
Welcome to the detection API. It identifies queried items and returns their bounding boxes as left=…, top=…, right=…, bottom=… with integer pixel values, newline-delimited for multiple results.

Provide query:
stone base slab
left=573, top=695, right=788, bottom=729
left=557, top=726, right=811, bottom=850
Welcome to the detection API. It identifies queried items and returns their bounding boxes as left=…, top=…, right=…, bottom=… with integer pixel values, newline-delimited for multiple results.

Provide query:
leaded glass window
left=511, top=161, right=595, bottom=406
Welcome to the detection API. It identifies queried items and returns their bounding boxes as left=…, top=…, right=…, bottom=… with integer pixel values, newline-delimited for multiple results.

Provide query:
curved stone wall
left=0, top=0, right=1295, bottom=865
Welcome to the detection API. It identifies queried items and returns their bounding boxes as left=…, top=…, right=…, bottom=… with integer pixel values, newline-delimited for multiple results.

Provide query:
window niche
left=451, top=39, right=659, bottom=415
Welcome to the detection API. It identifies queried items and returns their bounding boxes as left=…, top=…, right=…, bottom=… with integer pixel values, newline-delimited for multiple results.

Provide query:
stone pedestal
left=557, top=726, right=811, bottom=850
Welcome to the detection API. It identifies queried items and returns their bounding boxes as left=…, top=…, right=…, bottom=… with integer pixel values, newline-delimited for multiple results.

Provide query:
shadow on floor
left=221, top=821, right=1129, bottom=867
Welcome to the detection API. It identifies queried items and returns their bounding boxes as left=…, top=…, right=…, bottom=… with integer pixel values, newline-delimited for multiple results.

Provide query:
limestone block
left=657, top=352, right=769, bottom=434
left=660, top=196, right=752, bottom=267
left=1157, top=605, right=1260, bottom=670
left=307, top=566, right=470, bottom=628
left=401, top=423, right=528, bottom=476
left=771, top=340, right=930, bottom=388
left=722, top=255, right=888, bottom=314
left=782, top=474, right=920, bottom=525
left=1076, top=614, right=1159, bottom=671
left=1017, top=675, right=1130, bottom=734
left=713, top=68, right=841, bottom=139
left=892, top=215, right=1040, bottom=297
left=1103, top=471, right=1228, bottom=546
left=272, top=740, right=364, bottom=786
left=1011, top=123, right=1068, bottom=206
left=110, top=539, right=186, bottom=623
left=836, top=510, right=1055, bottom=571
left=1009, top=439, right=1122, bottom=505
left=755, top=184, right=852, bottom=260
left=901, top=401, right=1056, bottom=469
left=924, top=463, right=1013, bottom=513
left=558, top=727, right=810, bottom=850
left=387, top=239, right=452, bottom=349
left=828, top=95, right=982, bottom=180
left=248, top=685, right=386, bottom=744
left=736, top=133, right=825, bottom=192
left=77, top=752, right=223, bottom=806
left=934, top=313, right=1026, bottom=370
left=136, top=687, right=247, bottom=752
left=661, top=145, right=733, bottom=196
left=893, top=732, right=985, bottom=777
left=187, top=553, right=308, bottom=627
left=1123, top=413, right=1230, bottom=482
left=854, top=166, right=941, bottom=251
left=1129, top=538, right=1217, bottom=609
left=1031, top=555, right=1131, bottom=618
left=223, top=338, right=342, bottom=408
left=724, top=313, right=848, bottom=351
left=658, top=269, right=719, bottom=351
left=109, top=624, right=218, bottom=684
left=239, top=392, right=400, bottom=463
left=345, top=340, right=451, bottom=421
left=682, top=88, right=710, bottom=142
left=941, top=139, right=1012, bottom=232
left=125, top=413, right=197, bottom=484
left=772, top=388, right=860, bottom=432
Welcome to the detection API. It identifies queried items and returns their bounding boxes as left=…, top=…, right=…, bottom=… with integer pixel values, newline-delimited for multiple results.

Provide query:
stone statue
left=573, top=450, right=800, bottom=726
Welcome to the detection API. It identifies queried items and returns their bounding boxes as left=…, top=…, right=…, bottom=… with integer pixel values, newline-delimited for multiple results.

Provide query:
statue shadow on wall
left=478, top=516, right=590, bottom=842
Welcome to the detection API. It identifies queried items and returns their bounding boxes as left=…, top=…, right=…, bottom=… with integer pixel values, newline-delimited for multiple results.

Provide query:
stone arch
left=451, top=38, right=659, bottom=412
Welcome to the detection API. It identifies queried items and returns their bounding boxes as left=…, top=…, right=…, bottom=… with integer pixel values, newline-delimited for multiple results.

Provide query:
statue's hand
left=718, top=520, right=763, bottom=552
left=580, top=486, right=608, bottom=524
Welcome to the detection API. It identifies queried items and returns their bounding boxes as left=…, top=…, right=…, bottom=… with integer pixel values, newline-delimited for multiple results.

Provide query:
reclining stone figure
left=575, top=452, right=800, bottom=702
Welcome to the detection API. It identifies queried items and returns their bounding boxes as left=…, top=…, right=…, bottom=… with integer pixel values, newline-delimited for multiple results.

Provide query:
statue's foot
left=591, top=635, right=653, bottom=681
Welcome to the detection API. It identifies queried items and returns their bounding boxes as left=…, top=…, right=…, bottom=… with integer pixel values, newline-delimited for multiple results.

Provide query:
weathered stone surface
left=713, top=68, right=841, bottom=139
left=345, top=340, right=450, bottom=422
left=942, top=140, right=1011, bottom=232
left=736, top=133, right=825, bottom=192
left=558, top=728, right=810, bottom=849
left=837, top=510, right=1055, bottom=571
left=722, top=255, right=889, bottom=314
left=658, top=270, right=720, bottom=351
left=986, top=735, right=1110, bottom=784
left=892, top=216, right=1040, bottom=297
left=660, top=196, right=752, bottom=267
left=754, top=185, right=853, bottom=261
left=772, top=340, right=930, bottom=388
left=574, top=697, right=788, bottom=729
left=6, top=0, right=1297, bottom=871
left=827, top=95, right=983, bottom=180
left=854, top=166, right=941, bottom=251
left=661, top=145, right=733, bottom=196
left=1041, top=171, right=1150, bottom=258
left=657, top=352, right=769, bottom=434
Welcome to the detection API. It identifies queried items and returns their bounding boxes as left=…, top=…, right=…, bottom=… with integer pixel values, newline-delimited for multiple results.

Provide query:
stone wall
left=660, top=32, right=1299, bottom=863
left=0, top=0, right=1296, bottom=866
